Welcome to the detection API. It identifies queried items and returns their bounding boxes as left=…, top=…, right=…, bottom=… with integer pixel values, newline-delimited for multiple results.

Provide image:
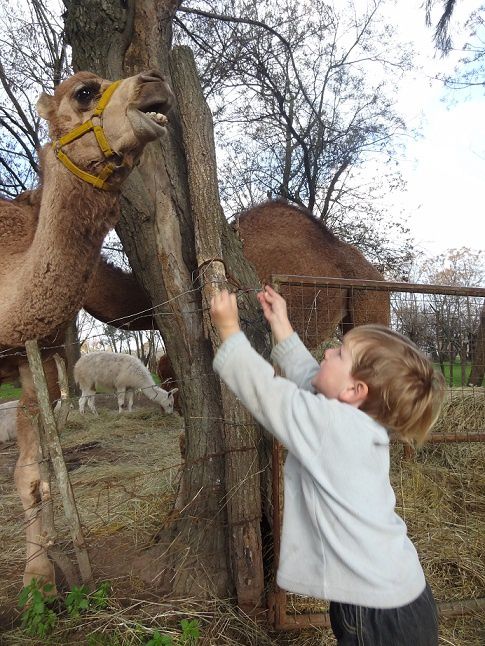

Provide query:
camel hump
left=235, top=200, right=384, bottom=282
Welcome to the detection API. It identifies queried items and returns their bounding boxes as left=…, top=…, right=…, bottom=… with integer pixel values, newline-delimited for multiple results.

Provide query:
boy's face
left=311, top=340, right=358, bottom=402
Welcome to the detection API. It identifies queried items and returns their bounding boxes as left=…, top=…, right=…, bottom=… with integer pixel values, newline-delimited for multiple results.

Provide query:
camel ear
left=169, top=388, right=179, bottom=396
left=36, top=92, right=55, bottom=121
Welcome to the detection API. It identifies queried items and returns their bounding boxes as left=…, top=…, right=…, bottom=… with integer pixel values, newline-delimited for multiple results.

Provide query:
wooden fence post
left=25, top=340, right=93, bottom=587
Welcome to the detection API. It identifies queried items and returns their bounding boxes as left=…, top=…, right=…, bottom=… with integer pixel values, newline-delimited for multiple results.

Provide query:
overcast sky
left=385, top=0, right=485, bottom=257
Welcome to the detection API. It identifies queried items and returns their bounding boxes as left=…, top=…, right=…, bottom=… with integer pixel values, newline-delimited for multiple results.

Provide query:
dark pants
left=329, top=583, right=438, bottom=646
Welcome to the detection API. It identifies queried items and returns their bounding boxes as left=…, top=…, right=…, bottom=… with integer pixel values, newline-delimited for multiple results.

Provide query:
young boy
left=210, top=285, right=445, bottom=646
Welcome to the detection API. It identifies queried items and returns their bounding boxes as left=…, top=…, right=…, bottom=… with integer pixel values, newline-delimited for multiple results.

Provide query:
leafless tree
left=175, top=0, right=415, bottom=275
left=397, top=248, right=485, bottom=385
left=425, top=0, right=459, bottom=53
left=0, top=0, right=68, bottom=196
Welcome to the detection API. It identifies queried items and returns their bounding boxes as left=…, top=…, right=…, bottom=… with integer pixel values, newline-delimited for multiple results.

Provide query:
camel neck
left=0, top=147, right=120, bottom=347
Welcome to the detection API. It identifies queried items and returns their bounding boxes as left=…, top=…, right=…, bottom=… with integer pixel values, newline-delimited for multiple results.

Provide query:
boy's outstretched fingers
left=257, top=284, right=274, bottom=306
left=210, top=289, right=241, bottom=341
left=257, top=285, right=293, bottom=343
left=263, top=284, right=278, bottom=299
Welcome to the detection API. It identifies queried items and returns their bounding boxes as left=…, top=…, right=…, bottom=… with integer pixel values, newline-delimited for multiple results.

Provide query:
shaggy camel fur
left=0, top=69, right=173, bottom=588
left=235, top=200, right=390, bottom=348
left=11, top=187, right=160, bottom=332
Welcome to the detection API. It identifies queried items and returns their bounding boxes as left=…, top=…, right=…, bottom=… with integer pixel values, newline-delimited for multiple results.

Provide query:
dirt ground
left=0, top=397, right=184, bottom=627
left=0, top=393, right=484, bottom=645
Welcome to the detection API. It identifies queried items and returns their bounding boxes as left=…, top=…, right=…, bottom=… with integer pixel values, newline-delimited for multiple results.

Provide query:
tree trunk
left=63, top=0, right=270, bottom=604
left=469, top=305, right=485, bottom=386
left=64, top=319, right=80, bottom=396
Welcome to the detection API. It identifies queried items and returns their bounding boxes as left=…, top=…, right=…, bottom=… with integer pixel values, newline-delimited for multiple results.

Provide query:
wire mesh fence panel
left=270, top=276, right=485, bottom=642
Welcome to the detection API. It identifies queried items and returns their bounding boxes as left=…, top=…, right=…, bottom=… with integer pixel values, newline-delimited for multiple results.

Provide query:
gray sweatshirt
left=213, top=331, right=426, bottom=608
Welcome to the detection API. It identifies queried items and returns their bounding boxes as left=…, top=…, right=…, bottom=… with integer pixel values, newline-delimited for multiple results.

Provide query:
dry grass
left=0, top=391, right=484, bottom=645
left=432, top=389, right=485, bottom=434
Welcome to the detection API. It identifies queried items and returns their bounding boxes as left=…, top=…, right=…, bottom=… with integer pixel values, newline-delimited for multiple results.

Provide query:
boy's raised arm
left=257, top=285, right=294, bottom=344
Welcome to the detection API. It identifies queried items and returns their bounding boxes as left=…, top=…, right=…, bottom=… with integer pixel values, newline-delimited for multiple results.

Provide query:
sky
left=384, top=0, right=485, bottom=258
left=7, top=0, right=483, bottom=262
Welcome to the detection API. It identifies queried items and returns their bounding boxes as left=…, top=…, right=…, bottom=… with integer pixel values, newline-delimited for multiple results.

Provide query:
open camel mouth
left=128, top=99, right=171, bottom=139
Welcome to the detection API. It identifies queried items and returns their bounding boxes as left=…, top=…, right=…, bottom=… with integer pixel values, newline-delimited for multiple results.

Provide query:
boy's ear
left=339, top=380, right=368, bottom=407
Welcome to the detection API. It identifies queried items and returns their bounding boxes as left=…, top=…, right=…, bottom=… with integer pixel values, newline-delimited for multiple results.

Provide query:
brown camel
left=235, top=200, right=390, bottom=348
left=141, top=200, right=388, bottom=418
left=0, top=69, right=173, bottom=588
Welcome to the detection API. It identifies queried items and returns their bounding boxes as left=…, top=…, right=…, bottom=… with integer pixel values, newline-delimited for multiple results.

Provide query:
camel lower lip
left=128, top=107, right=168, bottom=139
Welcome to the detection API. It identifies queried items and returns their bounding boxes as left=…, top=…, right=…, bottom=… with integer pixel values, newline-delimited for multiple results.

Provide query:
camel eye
left=74, top=85, right=99, bottom=106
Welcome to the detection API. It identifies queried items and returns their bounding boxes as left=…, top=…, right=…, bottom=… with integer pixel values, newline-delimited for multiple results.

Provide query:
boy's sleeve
left=271, top=332, right=320, bottom=391
left=213, top=332, right=331, bottom=460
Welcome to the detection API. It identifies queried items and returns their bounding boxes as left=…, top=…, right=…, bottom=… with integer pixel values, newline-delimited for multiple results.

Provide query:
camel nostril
left=139, top=70, right=165, bottom=83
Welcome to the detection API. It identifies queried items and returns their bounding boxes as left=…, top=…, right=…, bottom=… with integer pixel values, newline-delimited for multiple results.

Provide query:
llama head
left=154, top=386, right=179, bottom=414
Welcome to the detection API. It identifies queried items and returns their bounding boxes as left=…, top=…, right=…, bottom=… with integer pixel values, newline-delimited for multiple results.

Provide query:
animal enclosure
left=268, top=275, right=485, bottom=641
left=0, top=276, right=483, bottom=644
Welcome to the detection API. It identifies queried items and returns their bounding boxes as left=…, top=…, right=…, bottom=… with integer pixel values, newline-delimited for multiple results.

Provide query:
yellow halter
left=52, top=80, right=124, bottom=191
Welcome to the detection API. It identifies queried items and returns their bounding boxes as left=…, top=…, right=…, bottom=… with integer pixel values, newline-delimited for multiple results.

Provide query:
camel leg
left=15, top=357, right=59, bottom=588
left=310, top=290, right=346, bottom=351
left=345, top=290, right=391, bottom=333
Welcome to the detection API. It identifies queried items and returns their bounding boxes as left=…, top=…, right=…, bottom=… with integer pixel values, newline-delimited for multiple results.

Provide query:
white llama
left=0, top=400, right=18, bottom=442
left=74, top=352, right=178, bottom=414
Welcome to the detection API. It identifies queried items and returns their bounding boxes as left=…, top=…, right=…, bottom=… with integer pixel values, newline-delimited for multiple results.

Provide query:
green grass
left=437, top=362, right=472, bottom=387
left=0, top=382, right=22, bottom=400
left=0, top=373, right=159, bottom=402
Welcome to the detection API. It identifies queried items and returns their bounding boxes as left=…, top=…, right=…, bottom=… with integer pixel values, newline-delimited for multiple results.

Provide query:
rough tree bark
left=469, top=304, right=485, bottom=386
left=63, top=0, right=271, bottom=606
left=64, top=319, right=81, bottom=395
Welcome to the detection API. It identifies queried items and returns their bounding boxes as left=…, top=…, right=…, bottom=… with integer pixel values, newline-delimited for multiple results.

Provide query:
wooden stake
left=25, top=340, right=93, bottom=587
left=53, top=353, right=71, bottom=432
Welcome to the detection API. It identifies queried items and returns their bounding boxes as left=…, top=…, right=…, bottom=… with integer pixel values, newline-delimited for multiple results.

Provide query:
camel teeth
left=145, top=111, right=168, bottom=125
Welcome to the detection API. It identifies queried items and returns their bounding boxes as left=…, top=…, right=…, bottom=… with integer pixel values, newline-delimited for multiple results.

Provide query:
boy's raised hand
left=210, top=289, right=241, bottom=342
left=257, top=285, right=294, bottom=344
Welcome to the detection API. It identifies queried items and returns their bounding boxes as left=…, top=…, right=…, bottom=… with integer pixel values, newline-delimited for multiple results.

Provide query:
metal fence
left=267, top=276, right=485, bottom=633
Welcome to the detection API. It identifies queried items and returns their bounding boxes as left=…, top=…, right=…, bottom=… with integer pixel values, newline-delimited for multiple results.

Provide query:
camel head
left=36, top=70, right=174, bottom=190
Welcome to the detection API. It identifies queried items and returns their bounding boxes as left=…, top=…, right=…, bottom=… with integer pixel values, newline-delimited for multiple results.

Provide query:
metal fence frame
left=267, top=275, right=485, bottom=631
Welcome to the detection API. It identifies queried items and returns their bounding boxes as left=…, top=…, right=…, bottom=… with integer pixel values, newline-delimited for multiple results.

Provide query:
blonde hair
left=345, top=325, right=446, bottom=446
